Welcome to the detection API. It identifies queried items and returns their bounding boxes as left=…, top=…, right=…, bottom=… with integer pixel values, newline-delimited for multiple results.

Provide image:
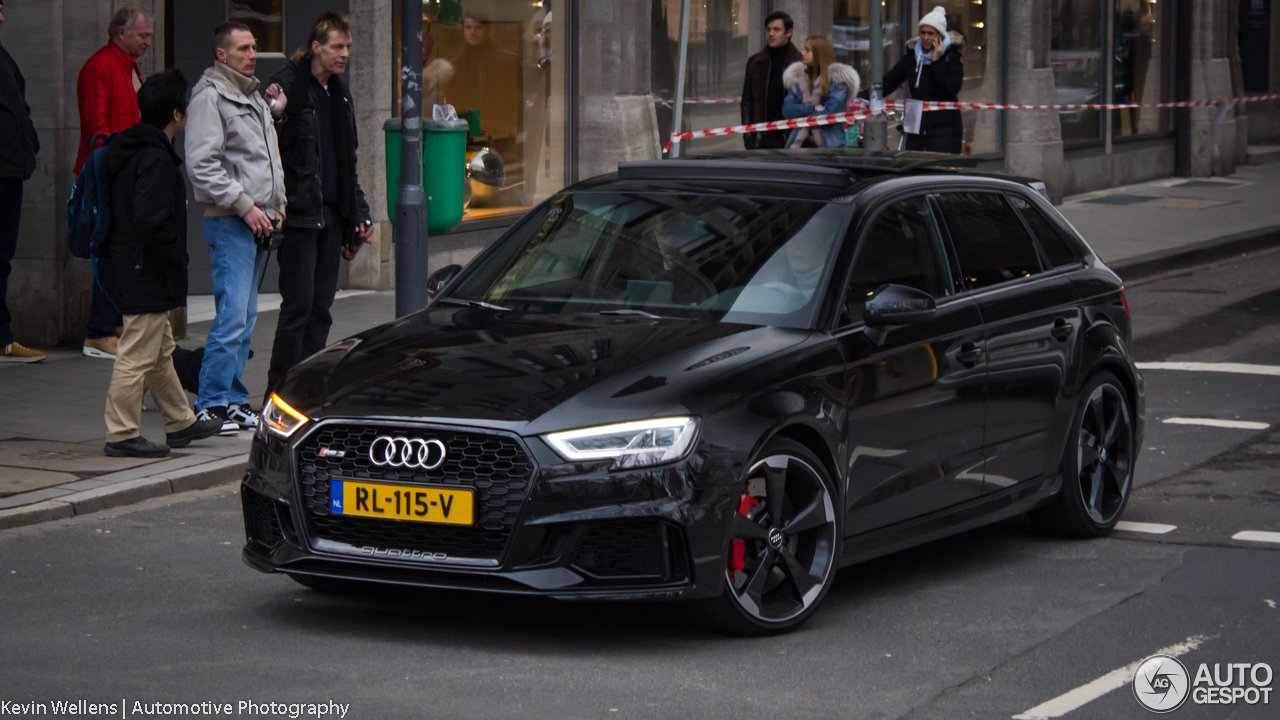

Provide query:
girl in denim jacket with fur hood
left=782, top=37, right=860, bottom=149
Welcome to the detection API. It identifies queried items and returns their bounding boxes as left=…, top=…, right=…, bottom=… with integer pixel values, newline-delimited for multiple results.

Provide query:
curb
left=0, top=456, right=246, bottom=531
left=1110, top=224, right=1280, bottom=282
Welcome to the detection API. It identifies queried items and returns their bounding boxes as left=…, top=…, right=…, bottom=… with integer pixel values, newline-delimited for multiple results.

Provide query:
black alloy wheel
left=1031, top=371, right=1135, bottom=537
left=698, top=437, right=840, bottom=635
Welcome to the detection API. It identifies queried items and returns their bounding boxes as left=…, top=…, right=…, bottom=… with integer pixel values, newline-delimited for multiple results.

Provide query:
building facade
left=4, top=0, right=1277, bottom=346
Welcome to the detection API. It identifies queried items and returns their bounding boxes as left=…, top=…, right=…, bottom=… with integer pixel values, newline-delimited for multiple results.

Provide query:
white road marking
left=1232, top=530, right=1280, bottom=544
left=1136, top=361, right=1280, bottom=377
left=1114, top=521, right=1177, bottom=535
left=1011, top=634, right=1215, bottom=720
left=1162, top=418, right=1271, bottom=430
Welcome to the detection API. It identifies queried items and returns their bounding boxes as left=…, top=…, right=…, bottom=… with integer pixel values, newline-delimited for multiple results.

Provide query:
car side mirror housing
left=426, top=264, right=463, bottom=299
left=863, top=284, right=937, bottom=328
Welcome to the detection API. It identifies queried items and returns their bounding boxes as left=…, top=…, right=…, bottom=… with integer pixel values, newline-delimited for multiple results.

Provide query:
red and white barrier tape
left=666, top=94, right=1280, bottom=150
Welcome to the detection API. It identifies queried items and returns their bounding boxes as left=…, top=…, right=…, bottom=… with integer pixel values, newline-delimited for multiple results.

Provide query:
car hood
left=276, top=307, right=812, bottom=435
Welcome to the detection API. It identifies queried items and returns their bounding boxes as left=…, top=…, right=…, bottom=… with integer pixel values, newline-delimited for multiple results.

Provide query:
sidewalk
left=3, top=163, right=1279, bottom=529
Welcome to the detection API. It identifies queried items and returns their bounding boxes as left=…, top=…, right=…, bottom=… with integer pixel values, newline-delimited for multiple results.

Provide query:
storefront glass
left=228, top=0, right=284, bottom=53
left=652, top=0, right=763, bottom=155
left=422, top=0, right=566, bottom=220
left=1113, top=0, right=1170, bottom=136
left=1051, top=0, right=1104, bottom=143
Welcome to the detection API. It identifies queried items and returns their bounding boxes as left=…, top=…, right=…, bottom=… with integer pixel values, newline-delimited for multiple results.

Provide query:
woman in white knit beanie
left=856, top=5, right=965, bottom=153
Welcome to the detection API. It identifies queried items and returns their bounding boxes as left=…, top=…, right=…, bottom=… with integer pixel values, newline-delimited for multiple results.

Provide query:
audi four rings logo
left=369, top=436, right=447, bottom=469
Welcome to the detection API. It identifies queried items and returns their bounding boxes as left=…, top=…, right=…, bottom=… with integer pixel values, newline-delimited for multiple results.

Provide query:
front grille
left=295, top=424, right=536, bottom=561
left=242, top=487, right=284, bottom=547
left=572, top=519, right=670, bottom=578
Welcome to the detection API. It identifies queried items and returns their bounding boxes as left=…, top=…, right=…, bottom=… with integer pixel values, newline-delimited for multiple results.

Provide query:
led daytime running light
left=544, top=417, right=698, bottom=464
left=263, top=393, right=310, bottom=438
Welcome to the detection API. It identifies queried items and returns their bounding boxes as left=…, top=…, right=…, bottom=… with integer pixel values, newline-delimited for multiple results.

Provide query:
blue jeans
left=87, top=256, right=123, bottom=340
left=197, top=217, right=266, bottom=411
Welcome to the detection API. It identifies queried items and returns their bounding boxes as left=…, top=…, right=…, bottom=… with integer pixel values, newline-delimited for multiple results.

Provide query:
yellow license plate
left=330, top=480, right=473, bottom=525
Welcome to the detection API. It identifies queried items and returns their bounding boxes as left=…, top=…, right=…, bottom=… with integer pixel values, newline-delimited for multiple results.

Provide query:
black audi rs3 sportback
left=241, top=152, right=1144, bottom=635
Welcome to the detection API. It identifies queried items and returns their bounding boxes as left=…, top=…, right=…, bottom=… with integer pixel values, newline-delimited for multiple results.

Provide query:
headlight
left=262, top=394, right=310, bottom=439
left=544, top=417, right=699, bottom=468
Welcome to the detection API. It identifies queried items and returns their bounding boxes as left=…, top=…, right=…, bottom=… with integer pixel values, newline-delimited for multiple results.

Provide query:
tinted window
left=1008, top=194, right=1081, bottom=268
left=841, top=196, right=951, bottom=325
left=936, top=192, right=1044, bottom=289
left=448, top=192, right=849, bottom=328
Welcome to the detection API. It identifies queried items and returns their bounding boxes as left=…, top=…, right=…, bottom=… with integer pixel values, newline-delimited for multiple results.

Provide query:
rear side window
left=841, top=196, right=952, bottom=325
left=1008, top=194, right=1081, bottom=268
left=936, top=192, right=1044, bottom=289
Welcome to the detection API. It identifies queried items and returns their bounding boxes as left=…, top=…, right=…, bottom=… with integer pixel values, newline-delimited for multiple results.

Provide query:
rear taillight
left=1118, top=286, right=1130, bottom=319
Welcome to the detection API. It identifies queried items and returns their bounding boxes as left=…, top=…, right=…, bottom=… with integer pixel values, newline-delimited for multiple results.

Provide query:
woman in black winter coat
left=872, top=6, right=966, bottom=154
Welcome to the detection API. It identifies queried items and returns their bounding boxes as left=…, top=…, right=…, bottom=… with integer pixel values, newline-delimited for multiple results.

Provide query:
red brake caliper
left=729, top=494, right=759, bottom=571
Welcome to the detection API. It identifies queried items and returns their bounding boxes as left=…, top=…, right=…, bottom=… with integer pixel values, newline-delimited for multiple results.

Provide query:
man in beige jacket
left=184, top=21, right=286, bottom=435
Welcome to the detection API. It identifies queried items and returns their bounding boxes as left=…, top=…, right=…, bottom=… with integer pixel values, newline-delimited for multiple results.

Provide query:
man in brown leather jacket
left=740, top=11, right=802, bottom=150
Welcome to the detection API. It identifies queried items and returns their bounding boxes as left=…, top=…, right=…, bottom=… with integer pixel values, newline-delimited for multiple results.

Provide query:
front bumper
left=240, top=418, right=740, bottom=601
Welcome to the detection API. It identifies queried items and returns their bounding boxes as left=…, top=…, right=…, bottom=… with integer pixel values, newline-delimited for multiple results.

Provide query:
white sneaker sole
left=82, top=346, right=116, bottom=359
left=0, top=355, right=44, bottom=363
left=217, top=422, right=240, bottom=437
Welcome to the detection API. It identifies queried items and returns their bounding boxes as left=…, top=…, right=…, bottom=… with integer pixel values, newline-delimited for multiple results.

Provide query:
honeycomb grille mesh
left=243, top=487, right=284, bottom=547
left=573, top=520, right=665, bottom=578
left=295, top=425, right=535, bottom=560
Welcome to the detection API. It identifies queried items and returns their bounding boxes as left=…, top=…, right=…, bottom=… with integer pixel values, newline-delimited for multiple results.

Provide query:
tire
left=695, top=437, right=841, bottom=636
left=287, top=573, right=366, bottom=594
left=1030, top=371, right=1135, bottom=538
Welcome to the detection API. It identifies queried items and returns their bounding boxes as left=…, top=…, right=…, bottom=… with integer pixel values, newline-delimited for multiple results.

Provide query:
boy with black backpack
left=100, top=70, right=222, bottom=457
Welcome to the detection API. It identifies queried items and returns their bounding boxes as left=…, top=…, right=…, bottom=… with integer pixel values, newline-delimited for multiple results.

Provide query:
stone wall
left=4, top=0, right=165, bottom=347
left=346, top=0, right=395, bottom=291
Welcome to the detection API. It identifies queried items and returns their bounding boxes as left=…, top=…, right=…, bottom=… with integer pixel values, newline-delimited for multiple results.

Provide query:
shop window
left=1051, top=0, right=1103, bottom=143
left=1113, top=0, right=1170, bottom=137
left=833, top=0, right=907, bottom=149
left=652, top=0, right=760, bottom=154
left=227, top=0, right=284, bottom=54
left=423, top=1, right=565, bottom=221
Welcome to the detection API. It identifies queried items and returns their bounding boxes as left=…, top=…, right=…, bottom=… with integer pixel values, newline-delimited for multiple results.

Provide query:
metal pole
left=395, top=0, right=428, bottom=317
left=865, top=0, right=888, bottom=151
left=670, top=0, right=692, bottom=158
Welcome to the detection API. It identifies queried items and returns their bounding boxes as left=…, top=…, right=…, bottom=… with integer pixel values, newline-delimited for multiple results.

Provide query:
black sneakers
left=167, top=416, right=224, bottom=448
left=196, top=406, right=240, bottom=436
left=104, top=436, right=170, bottom=458
left=227, top=402, right=259, bottom=430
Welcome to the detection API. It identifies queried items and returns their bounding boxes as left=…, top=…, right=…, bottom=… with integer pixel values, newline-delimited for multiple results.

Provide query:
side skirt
left=838, top=473, right=1062, bottom=567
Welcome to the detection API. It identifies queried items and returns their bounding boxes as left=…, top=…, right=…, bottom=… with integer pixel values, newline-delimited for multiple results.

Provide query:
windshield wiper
left=437, top=297, right=511, bottom=311
left=595, top=308, right=668, bottom=319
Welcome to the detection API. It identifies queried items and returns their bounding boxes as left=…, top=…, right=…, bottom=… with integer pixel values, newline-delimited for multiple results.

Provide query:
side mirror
left=426, top=264, right=462, bottom=299
left=864, top=284, right=937, bottom=328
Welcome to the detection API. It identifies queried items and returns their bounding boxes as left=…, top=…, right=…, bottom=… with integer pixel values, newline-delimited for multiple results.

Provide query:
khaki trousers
left=104, top=312, right=196, bottom=443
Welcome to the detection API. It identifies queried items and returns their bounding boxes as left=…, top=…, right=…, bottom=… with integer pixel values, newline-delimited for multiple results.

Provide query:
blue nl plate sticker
left=331, top=480, right=344, bottom=513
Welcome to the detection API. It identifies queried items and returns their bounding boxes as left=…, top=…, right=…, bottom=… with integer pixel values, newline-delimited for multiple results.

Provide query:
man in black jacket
left=740, top=11, right=802, bottom=150
left=263, top=12, right=372, bottom=399
left=102, top=70, right=222, bottom=457
left=0, top=1, right=46, bottom=363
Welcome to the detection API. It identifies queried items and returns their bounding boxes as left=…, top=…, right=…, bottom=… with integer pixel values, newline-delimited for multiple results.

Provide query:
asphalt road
left=3, top=252, right=1279, bottom=720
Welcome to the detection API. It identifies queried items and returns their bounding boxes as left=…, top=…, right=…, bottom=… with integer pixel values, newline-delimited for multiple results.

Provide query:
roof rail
left=617, top=160, right=855, bottom=188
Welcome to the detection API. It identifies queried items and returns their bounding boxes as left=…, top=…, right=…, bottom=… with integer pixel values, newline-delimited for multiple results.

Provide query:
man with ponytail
left=262, top=12, right=372, bottom=399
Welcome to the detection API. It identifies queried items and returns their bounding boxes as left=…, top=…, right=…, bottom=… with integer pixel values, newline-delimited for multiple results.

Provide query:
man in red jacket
left=74, top=5, right=153, bottom=360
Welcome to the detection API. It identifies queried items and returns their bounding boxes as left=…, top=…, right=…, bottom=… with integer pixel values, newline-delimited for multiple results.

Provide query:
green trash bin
left=384, top=117, right=470, bottom=235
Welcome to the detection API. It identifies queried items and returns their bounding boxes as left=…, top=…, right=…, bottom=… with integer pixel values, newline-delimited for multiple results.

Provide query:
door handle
left=956, top=343, right=983, bottom=367
left=1051, top=318, right=1074, bottom=341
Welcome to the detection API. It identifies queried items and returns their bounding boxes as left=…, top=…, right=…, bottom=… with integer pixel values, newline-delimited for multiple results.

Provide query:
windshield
left=446, top=192, right=849, bottom=328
